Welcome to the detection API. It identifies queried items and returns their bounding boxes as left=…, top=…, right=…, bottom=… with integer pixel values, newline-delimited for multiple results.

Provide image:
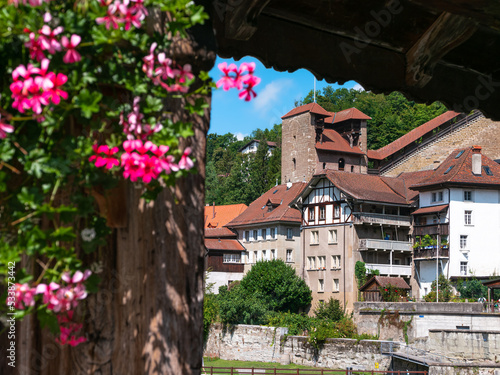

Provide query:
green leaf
left=37, top=309, right=60, bottom=335
left=50, top=227, right=76, bottom=242
left=75, top=89, right=103, bottom=119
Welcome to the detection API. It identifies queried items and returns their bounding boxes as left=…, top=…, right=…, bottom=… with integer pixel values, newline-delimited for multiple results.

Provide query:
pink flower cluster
left=120, top=97, right=162, bottom=140
left=0, top=115, right=14, bottom=139
left=96, top=0, right=148, bottom=31
left=142, top=43, right=194, bottom=93
left=10, top=59, right=68, bottom=114
left=216, top=62, right=260, bottom=101
left=11, top=270, right=91, bottom=346
left=24, top=18, right=81, bottom=63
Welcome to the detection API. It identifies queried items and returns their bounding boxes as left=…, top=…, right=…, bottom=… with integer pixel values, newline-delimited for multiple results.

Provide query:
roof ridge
left=380, top=176, right=408, bottom=201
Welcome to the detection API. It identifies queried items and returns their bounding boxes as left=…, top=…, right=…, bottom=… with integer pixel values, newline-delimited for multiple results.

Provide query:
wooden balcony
left=413, top=246, right=450, bottom=260
left=352, top=212, right=411, bottom=227
left=358, top=239, right=412, bottom=252
left=413, top=223, right=449, bottom=236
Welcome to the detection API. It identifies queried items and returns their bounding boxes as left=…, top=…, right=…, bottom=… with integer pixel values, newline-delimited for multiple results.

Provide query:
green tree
left=314, top=298, right=345, bottom=322
left=355, top=261, right=367, bottom=288
left=425, top=274, right=453, bottom=302
left=456, top=278, right=487, bottom=300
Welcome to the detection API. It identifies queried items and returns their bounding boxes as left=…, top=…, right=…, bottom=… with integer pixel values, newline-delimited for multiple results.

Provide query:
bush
left=314, top=298, right=345, bottom=322
left=218, top=284, right=269, bottom=325
left=266, top=311, right=313, bottom=336
left=456, top=278, right=487, bottom=300
left=424, top=274, right=453, bottom=302
left=355, top=261, right=367, bottom=287
left=379, top=284, right=406, bottom=302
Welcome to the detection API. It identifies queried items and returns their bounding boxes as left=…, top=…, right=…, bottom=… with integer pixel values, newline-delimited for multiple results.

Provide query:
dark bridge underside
left=210, top=0, right=500, bottom=120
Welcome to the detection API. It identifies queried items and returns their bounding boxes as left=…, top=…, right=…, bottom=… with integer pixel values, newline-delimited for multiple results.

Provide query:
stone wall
left=204, top=323, right=396, bottom=371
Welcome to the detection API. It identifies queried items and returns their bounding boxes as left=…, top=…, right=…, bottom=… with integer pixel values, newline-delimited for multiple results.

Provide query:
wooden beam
left=224, top=0, right=272, bottom=40
left=405, top=12, right=477, bottom=87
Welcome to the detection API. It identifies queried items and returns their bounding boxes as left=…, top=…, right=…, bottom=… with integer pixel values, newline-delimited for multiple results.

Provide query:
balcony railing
left=359, top=239, right=412, bottom=252
left=413, top=223, right=449, bottom=236
left=365, top=263, right=412, bottom=277
left=352, top=212, right=411, bottom=227
left=413, top=246, right=450, bottom=259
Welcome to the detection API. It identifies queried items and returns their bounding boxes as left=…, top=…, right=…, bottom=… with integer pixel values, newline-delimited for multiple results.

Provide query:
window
left=464, top=210, right=472, bottom=225
left=223, top=253, right=241, bottom=263
left=334, top=204, right=340, bottom=218
left=432, top=191, right=443, bottom=202
left=292, top=158, right=296, bottom=171
left=286, top=249, right=293, bottom=263
left=262, top=250, right=267, bottom=261
left=484, top=166, right=493, bottom=176
left=254, top=251, right=258, bottom=263
left=253, top=230, right=258, bottom=241
left=318, top=256, right=326, bottom=269
left=460, top=261, right=468, bottom=276
left=286, top=228, right=293, bottom=239
left=318, top=279, right=324, bottom=292
left=309, top=206, right=315, bottom=221
left=310, top=230, right=319, bottom=244
left=270, top=227, right=276, bottom=239
left=245, top=231, right=250, bottom=242
left=339, top=158, right=345, bottom=171
left=319, top=206, right=326, bottom=220
left=333, top=279, right=340, bottom=292
left=331, top=255, right=341, bottom=269
left=455, top=150, right=465, bottom=159
left=328, top=229, right=338, bottom=244
left=262, top=228, right=267, bottom=240
left=271, top=249, right=276, bottom=260
left=464, top=191, right=472, bottom=201
left=308, top=256, right=316, bottom=269
left=460, top=235, right=468, bottom=249
left=444, top=166, right=454, bottom=174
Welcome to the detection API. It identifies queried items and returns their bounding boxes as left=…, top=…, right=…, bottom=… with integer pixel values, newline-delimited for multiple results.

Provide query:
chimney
left=286, top=180, right=292, bottom=190
left=472, top=146, right=482, bottom=175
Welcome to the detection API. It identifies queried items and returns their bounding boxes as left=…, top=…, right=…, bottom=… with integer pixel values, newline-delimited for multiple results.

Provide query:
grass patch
left=203, top=358, right=332, bottom=371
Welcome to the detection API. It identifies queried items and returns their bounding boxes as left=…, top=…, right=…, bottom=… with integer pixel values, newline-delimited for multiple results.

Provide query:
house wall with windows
left=236, top=223, right=301, bottom=273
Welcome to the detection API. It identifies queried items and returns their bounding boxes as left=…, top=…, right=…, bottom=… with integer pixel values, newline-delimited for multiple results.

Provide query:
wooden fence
left=202, top=367, right=428, bottom=375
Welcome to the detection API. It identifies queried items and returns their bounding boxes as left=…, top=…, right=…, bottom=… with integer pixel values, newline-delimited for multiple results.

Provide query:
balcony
left=365, top=263, right=412, bottom=277
left=358, top=239, right=412, bottom=252
left=413, top=245, right=450, bottom=260
left=352, top=212, right=411, bottom=227
left=413, top=223, right=449, bottom=236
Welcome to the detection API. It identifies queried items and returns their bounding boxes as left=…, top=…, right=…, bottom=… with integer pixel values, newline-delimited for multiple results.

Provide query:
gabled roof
left=412, top=204, right=448, bottom=215
left=360, top=276, right=411, bottom=291
left=204, top=238, right=245, bottom=251
left=367, top=111, right=461, bottom=160
left=396, top=169, right=435, bottom=203
left=410, top=146, right=500, bottom=190
left=204, top=227, right=237, bottom=238
left=281, top=103, right=331, bottom=119
left=226, top=182, right=307, bottom=227
left=204, top=204, right=248, bottom=228
left=315, top=129, right=364, bottom=155
left=320, top=171, right=410, bottom=205
left=239, top=139, right=277, bottom=152
left=324, top=107, right=371, bottom=124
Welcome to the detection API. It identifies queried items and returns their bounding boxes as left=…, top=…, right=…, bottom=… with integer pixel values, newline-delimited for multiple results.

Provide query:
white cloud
left=235, top=132, right=247, bottom=141
left=253, top=79, right=294, bottom=114
left=352, top=83, right=365, bottom=91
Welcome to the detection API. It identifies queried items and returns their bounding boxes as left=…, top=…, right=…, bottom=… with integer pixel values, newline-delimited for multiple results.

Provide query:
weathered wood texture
left=7, top=16, right=216, bottom=375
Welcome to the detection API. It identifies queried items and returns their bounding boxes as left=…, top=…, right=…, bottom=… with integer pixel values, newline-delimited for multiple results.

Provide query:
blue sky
left=208, top=56, right=362, bottom=139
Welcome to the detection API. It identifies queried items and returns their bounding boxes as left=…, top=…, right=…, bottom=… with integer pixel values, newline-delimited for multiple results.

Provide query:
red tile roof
left=204, top=238, right=245, bottom=251
left=322, top=171, right=409, bottom=204
left=368, top=111, right=461, bottom=160
left=360, top=276, right=410, bottom=291
left=324, top=107, right=372, bottom=124
left=412, top=204, right=449, bottom=215
left=281, top=103, right=331, bottom=119
left=204, top=204, right=248, bottom=228
left=226, top=182, right=307, bottom=227
left=204, top=227, right=237, bottom=238
left=315, top=129, right=365, bottom=155
left=410, top=147, right=500, bottom=190
left=396, top=169, right=435, bottom=202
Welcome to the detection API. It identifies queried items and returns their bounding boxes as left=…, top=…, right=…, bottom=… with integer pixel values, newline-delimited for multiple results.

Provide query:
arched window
left=322, top=162, right=326, bottom=170
left=339, top=158, right=345, bottom=171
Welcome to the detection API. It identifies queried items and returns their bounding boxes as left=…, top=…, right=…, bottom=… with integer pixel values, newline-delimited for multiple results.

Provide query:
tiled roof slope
left=322, top=171, right=409, bottom=204
left=412, top=204, right=448, bottom=215
left=204, top=227, right=237, bottom=238
left=410, top=147, right=500, bottom=190
left=324, top=107, right=372, bottom=124
left=204, top=204, right=248, bottom=228
left=281, top=103, right=331, bottom=119
left=204, top=238, right=245, bottom=251
left=226, top=182, right=307, bottom=227
left=360, top=276, right=411, bottom=290
left=316, top=129, right=364, bottom=154
left=367, top=111, right=460, bottom=160
left=396, top=169, right=435, bottom=202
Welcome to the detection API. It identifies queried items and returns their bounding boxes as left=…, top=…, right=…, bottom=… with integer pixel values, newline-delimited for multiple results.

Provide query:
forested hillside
left=206, top=87, right=448, bottom=205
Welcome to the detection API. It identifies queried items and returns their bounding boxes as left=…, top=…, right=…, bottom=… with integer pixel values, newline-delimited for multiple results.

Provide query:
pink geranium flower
left=178, top=147, right=194, bottom=170
left=0, top=116, right=14, bottom=138
left=61, top=35, right=81, bottom=64
left=39, top=25, right=64, bottom=54
left=89, top=145, right=120, bottom=169
left=96, top=3, right=121, bottom=30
